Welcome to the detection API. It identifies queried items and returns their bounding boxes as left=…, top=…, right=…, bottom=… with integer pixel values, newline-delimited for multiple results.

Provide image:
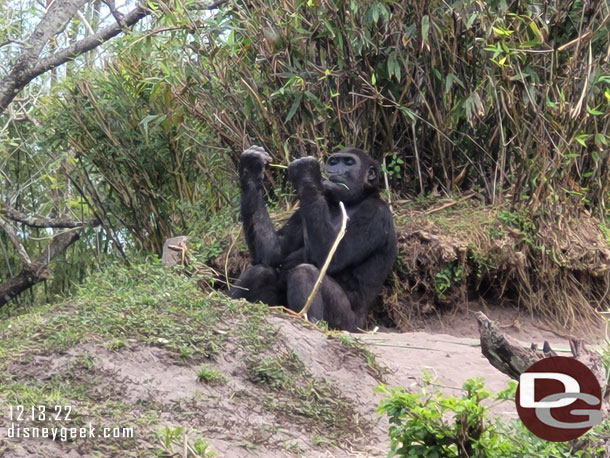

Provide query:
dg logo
left=516, top=356, right=603, bottom=441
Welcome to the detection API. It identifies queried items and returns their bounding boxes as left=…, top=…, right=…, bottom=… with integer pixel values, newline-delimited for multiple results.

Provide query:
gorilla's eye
left=328, top=157, right=339, bottom=166
left=344, top=157, right=355, bottom=166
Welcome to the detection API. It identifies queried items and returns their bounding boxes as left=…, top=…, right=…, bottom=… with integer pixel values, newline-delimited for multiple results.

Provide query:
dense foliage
left=1, top=0, right=609, bottom=308
left=37, top=0, right=610, bottom=250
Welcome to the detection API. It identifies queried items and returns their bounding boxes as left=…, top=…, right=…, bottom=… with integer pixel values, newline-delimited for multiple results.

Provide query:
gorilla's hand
left=288, top=157, right=322, bottom=189
left=240, top=145, right=271, bottom=180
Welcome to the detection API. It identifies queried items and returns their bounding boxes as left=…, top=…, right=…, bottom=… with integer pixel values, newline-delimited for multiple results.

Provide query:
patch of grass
left=335, top=334, right=389, bottom=380
left=106, top=338, right=127, bottom=351
left=312, top=434, right=337, bottom=447
left=0, top=262, right=255, bottom=455
left=197, top=365, right=226, bottom=385
left=282, top=441, right=304, bottom=454
left=155, top=425, right=217, bottom=457
left=0, top=261, right=249, bottom=371
left=245, top=351, right=364, bottom=439
left=246, top=352, right=300, bottom=389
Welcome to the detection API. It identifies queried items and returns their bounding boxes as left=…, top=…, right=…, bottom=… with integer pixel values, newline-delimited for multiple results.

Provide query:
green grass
left=335, top=334, right=389, bottom=380
left=0, top=259, right=371, bottom=455
left=197, top=365, right=226, bottom=385
left=0, top=259, right=236, bottom=367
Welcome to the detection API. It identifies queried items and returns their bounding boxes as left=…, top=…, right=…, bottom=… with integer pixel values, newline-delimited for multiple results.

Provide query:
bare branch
left=189, top=0, right=231, bottom=9
left=0, top=202, right=100, bottom=228
left=0, top=216, right=31, bottom=265
left=32, top=4, right=150, bottom=79
left=0, top=230, right=81, bottom=307
left=299, top=201, right=348, bottom=318
left=0, top=0, right=88, bottom=113
left=0, top=0, right=231, bottom=114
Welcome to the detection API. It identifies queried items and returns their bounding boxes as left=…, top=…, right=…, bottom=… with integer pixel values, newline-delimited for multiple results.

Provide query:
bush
left=376, top=374, right=608, bottom=457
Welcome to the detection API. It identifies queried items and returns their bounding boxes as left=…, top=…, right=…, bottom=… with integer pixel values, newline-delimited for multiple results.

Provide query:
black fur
left=229, top=146, right=396, bottom=331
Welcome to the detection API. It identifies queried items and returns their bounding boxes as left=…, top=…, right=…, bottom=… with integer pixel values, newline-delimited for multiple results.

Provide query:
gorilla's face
left=323, top=148, right=379, bottom=204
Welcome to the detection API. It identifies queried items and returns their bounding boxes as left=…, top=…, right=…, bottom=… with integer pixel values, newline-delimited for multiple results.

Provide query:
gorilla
left=229, top=145, right=396, bottom=331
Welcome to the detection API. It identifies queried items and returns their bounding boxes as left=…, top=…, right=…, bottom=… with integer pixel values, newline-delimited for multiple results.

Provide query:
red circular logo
left=516, top=356, right=603, bottom=441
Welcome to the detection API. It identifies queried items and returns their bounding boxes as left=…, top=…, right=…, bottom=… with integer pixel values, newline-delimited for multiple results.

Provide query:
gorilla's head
left=323, top=147, right=381, bottom=204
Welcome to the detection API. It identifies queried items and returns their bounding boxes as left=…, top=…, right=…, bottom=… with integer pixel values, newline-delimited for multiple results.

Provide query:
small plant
left=312, top=434, right=337, bottom=447
left=197, top=365, right=226, bottom=385
left=246, top=353, right=299, bottom=389
left=155, top=426, right=216, bottom=457
left=598, top=222, right=610, bottom=247
left=377, top=375, right=607, bottom=457
left=179, top=346, right=192, bottom=359
left=434, top=262, right=463, bottom=298
left=106, top=339, right=127, bottom=351
left=336, top=334, right=388, bottom=379
left=497, top=210, right=538, bottom=249
left=382, top=153, right=405, bottom=182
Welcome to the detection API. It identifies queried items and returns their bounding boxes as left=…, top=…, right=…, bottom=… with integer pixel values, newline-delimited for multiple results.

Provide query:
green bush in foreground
left=377, top=375, right=608, bottom=457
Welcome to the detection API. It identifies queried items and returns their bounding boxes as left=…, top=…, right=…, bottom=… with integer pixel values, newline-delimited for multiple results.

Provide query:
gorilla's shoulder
left=359, top=195, right=393, bottom=213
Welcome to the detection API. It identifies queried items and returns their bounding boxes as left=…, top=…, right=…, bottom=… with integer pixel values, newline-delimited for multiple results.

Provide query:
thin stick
left=382, top=156, right=394, bottom=213
left=224, top=227, right=241, bottom=290
left=299, top=201, right=348, bottom=318
left=269, top=163, right=288, bottom=169
left=411, top=121, right=424, bottom=195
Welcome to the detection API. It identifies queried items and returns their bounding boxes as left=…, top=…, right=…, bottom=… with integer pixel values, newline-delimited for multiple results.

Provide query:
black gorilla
left=229, top=146, right=396, bottom=331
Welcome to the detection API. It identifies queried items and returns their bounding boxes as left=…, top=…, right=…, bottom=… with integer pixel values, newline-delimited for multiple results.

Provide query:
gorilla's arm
left=239, top=147, right=303, bottom=266
left=288, top=157, right=390, bottom=273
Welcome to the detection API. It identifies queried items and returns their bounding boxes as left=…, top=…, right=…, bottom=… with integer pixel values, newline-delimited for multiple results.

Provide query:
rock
left=161, top=236, right=188, bottom=268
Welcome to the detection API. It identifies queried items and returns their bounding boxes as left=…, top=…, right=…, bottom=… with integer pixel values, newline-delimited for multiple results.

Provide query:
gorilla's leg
left=286, top=264, right=357, bottom=331
left=229, top=265, right=284, bottom=305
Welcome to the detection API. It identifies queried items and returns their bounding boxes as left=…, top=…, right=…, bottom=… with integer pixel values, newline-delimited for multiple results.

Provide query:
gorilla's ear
left=367, top=165, right=377, bottom=184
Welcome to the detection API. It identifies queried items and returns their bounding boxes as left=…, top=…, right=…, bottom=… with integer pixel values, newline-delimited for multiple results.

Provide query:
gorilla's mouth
left=327, top=176, right=349, bottom=187
left=326, top=177, right=350, bottom=190
left=323, top=180, right=350, bottom=195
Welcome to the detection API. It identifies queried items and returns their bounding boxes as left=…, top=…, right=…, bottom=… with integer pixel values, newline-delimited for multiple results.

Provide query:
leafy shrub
left=377, top=375, right=607, bottom=457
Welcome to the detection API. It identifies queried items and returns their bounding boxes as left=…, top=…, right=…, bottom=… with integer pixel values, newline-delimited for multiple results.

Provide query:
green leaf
left=466, top=12, right=478, bottom=29
left=285, top=92, right=303, bottom=123
left=387, top=52, right=401, bottom=82
left=372, top=5, right=379, bottom=23
left=575, top=134, right=588, bottom=147
left=492, top=26, right=513, bottom=37
left=421, top=15, right=430, bottom=43
left=586, top=105, right=604, bottom=116
left=595, top=134, right=608, bottom=148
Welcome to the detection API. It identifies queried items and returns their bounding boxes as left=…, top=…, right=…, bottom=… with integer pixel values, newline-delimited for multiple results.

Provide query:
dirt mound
left=4, top=304, right=572, bottom=457
left=380, top=201, right=610, bottom=335
left=1, top=311, right=390, bottom=457
left=3, top=237, right=608, bottom=457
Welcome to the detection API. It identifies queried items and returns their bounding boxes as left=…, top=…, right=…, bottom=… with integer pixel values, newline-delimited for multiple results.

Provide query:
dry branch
left=475, top=311, right=607, bottom=395
left=0, top=205, right=102, bottom=306
left=0, top=230, right=81, bottom=307
left=0, top=202, right=99, bottom=228
left=0, top=0, right=229, bottom=114
left=0, top=215, right=31, bottom=265
left=475, top=311, right=547, bottom=380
